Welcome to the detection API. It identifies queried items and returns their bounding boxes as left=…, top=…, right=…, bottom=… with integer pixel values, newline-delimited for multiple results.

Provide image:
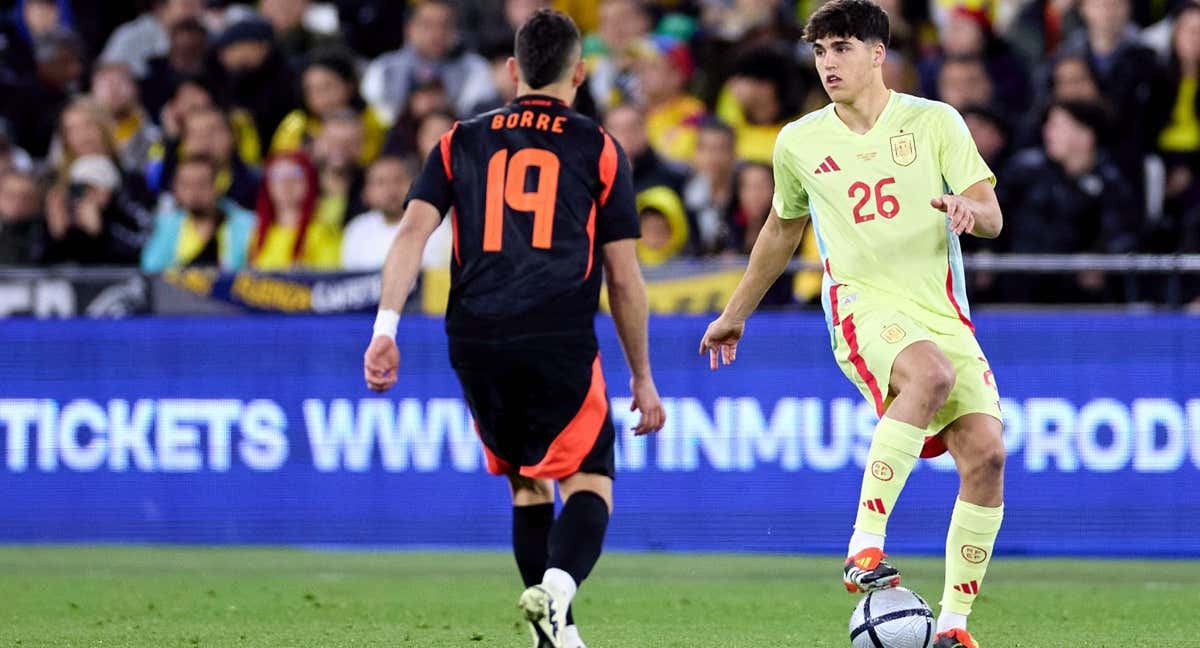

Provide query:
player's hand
left=629, top=375, right=665, bottom=436
left=698, top=316, right=745, bottom=370
left=931, top=194, right=976, bottom=236
left=363, top=335, right=400, bottom=392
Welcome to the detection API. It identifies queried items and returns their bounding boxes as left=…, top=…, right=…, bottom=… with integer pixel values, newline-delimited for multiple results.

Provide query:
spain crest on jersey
left=890, top=132, right=916, bottom=166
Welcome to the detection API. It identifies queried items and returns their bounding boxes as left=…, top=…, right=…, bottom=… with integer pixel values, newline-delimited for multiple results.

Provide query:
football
left=849, top=587, right=934, bottom=648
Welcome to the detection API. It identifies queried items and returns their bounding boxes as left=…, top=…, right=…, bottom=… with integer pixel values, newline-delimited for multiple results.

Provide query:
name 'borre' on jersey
left=771, top=91, right=994, bottom=336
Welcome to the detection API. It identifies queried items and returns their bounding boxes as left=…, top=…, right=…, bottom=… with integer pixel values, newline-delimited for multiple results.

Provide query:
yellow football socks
left=941, top=499, right=1004, bottom=616
left=852, top=417, right=928, bottom=537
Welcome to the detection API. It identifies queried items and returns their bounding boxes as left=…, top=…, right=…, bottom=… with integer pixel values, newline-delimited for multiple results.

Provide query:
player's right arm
left=700, top=127, right=809, bottom=370
left=598, top=133, right=664, bottom=435
left=699, top=210, right=808, bottom=369
left=363, top=200, right=441, bottom=392
left=364, top=130, right=456, bottom=392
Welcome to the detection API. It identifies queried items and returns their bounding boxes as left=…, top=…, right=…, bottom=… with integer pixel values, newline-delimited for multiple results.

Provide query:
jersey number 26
left=849, top=177, right=899, bottom=224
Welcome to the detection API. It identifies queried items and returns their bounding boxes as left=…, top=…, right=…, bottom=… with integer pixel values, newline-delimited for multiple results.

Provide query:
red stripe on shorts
left=841, top=315, right=884, bottom=416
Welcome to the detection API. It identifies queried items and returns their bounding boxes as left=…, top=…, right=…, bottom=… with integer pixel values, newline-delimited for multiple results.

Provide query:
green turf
left=0, top=547, right=1193, bottom=647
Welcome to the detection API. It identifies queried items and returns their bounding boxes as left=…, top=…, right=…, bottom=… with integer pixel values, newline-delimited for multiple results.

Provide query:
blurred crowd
left=0, top=0, right=1197, bottom=304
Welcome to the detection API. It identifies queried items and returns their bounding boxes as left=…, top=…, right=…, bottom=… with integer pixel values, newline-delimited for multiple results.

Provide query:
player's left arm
left=931, top=179, right=1003, bottom=239
left=933, top=104, right=1003, bottom=239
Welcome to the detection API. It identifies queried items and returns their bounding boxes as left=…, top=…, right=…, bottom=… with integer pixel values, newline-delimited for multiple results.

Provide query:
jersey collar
left=830, top=90, right=898, bottom=137
left=514, top=94, right=569, bottom=108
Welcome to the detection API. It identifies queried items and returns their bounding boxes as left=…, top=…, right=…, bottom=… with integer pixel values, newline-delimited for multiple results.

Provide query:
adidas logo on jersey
left=813, top=156, right=842, bottom=174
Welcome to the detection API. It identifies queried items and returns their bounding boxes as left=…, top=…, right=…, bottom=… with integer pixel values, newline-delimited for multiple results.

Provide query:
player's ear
left=506, top=57, right=520, bottom=86
left=571, top=59, right=586, bottom=88
left=873, top=42, right=887, bottom=68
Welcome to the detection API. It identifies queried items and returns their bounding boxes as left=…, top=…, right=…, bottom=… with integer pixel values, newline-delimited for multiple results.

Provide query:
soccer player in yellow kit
left=699, top=2, right=1004, bottom=647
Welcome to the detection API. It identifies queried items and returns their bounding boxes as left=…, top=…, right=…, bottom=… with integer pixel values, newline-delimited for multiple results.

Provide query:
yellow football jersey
left=771, top=91, right=994, bottom=336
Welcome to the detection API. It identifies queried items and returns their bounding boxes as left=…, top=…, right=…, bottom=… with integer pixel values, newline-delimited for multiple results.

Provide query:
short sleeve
left=596, top=136, right=641, bottom=244
left=405, top=142, right=453, bottom=215
left=771, top=129, right=810, bottom=220
left=937, top=105, right=995, bottom=194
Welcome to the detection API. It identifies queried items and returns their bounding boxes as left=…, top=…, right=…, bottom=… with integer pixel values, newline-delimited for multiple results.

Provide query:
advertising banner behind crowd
left=1, top=313, right=1197, bottom=556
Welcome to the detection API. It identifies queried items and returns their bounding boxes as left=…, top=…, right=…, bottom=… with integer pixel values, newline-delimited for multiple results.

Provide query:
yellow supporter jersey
left=771, top=91, right=994, bottom=335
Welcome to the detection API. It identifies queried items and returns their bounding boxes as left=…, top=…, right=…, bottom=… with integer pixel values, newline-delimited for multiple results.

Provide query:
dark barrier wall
left=1, top=313, right=1198, bottom=556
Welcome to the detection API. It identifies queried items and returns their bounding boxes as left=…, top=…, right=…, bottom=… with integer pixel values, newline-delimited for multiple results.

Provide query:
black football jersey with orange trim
left=407, top=94, right=639, bottom=340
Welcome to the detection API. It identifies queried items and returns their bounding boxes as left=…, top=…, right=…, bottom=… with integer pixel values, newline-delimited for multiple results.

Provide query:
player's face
left=812, top=37, right=882, bottom=103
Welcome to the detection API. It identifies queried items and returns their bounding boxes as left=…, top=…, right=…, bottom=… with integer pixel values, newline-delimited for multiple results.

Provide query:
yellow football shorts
left=828, top=290, right=1002, bottom=457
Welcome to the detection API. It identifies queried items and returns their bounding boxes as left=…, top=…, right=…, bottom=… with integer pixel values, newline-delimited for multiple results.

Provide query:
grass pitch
left=0, top=547, right=1193, bottom=647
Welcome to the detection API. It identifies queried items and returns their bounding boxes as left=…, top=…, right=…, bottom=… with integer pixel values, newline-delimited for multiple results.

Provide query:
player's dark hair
left=803, top=0, right=891, bottom=47
left=514, top=9, right=581, bottom=89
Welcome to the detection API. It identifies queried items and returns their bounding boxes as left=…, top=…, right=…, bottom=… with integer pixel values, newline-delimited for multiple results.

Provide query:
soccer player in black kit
left=363, top=10, right=665, bottom=648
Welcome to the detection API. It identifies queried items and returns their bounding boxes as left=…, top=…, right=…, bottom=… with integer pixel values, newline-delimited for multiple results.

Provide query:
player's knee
left=918, top=360, right=956, bottom=406
left=965, top=438, right=1006, bottom=483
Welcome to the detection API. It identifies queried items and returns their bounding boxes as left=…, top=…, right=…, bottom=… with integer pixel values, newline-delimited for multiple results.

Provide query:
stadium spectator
left=603, top=103, right=687, bottom=198
left=998, top=101, right=1140, bottom=301
left=918, top=6, right=1029, bottom=118
left=3, top=27, right=85, bottom=159
left=214, top=16, right=299, bottom=153
left=634, top=35, right=706, bottom=165
left=99, top=0, right=204, bottom=80
left=1148, top=1, right=1200, bottom=237
left=155, top=76, right=262, bottom=168
left=0, top=0, right=71, bottom=85
left=151, top=107, right=260, bottom=211
left=0, top=119, right=34, bottom=175
left=90, top=63, right=161, bottom=174
left=334, top=2, right=407, bottom=60
left=270, top=48, right=385, bottom=166
left=635, top=185, right=689, bottom=266
left=1047, top=53, right=1103, bottom=103
left=1061, top=0, right=1157, bottom=170
left=250, top=152, right=340, bottom=270
left=962, top=106, right=1013, bottom=190
left=731, top=161, right=773, bottom=255
left=683, top=118, right=738, bottom=255
left=310, top=110, right=368, bottom=228
left=139, top=17, right=210, bottom=120
left=359, top=0, right=493, bottom=123
left=140, top=154, right=255, bottom=272
left=936, top=56, right=996, bottom=114
left=382, top=79, right=452, bottom=159
left=1008, top=0, right=1083, bottom=69
left=257, top=0, right=341, bottom=66
left=41, top=154, right=148, bottom=264
left=465, top=38, right=520, bottom=116
left=582, top=0, right=652, bottom=110
left=458, top=0, right=551, bottom=53
left=50, top=98, right=121, bottom=180
left=340, top=155, right=416, bottom=270
left=0, top=169, right=45, bottom=264
left=715, top=47, right=801, bottom=164
left=414, top=112, right=456, bottom=160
